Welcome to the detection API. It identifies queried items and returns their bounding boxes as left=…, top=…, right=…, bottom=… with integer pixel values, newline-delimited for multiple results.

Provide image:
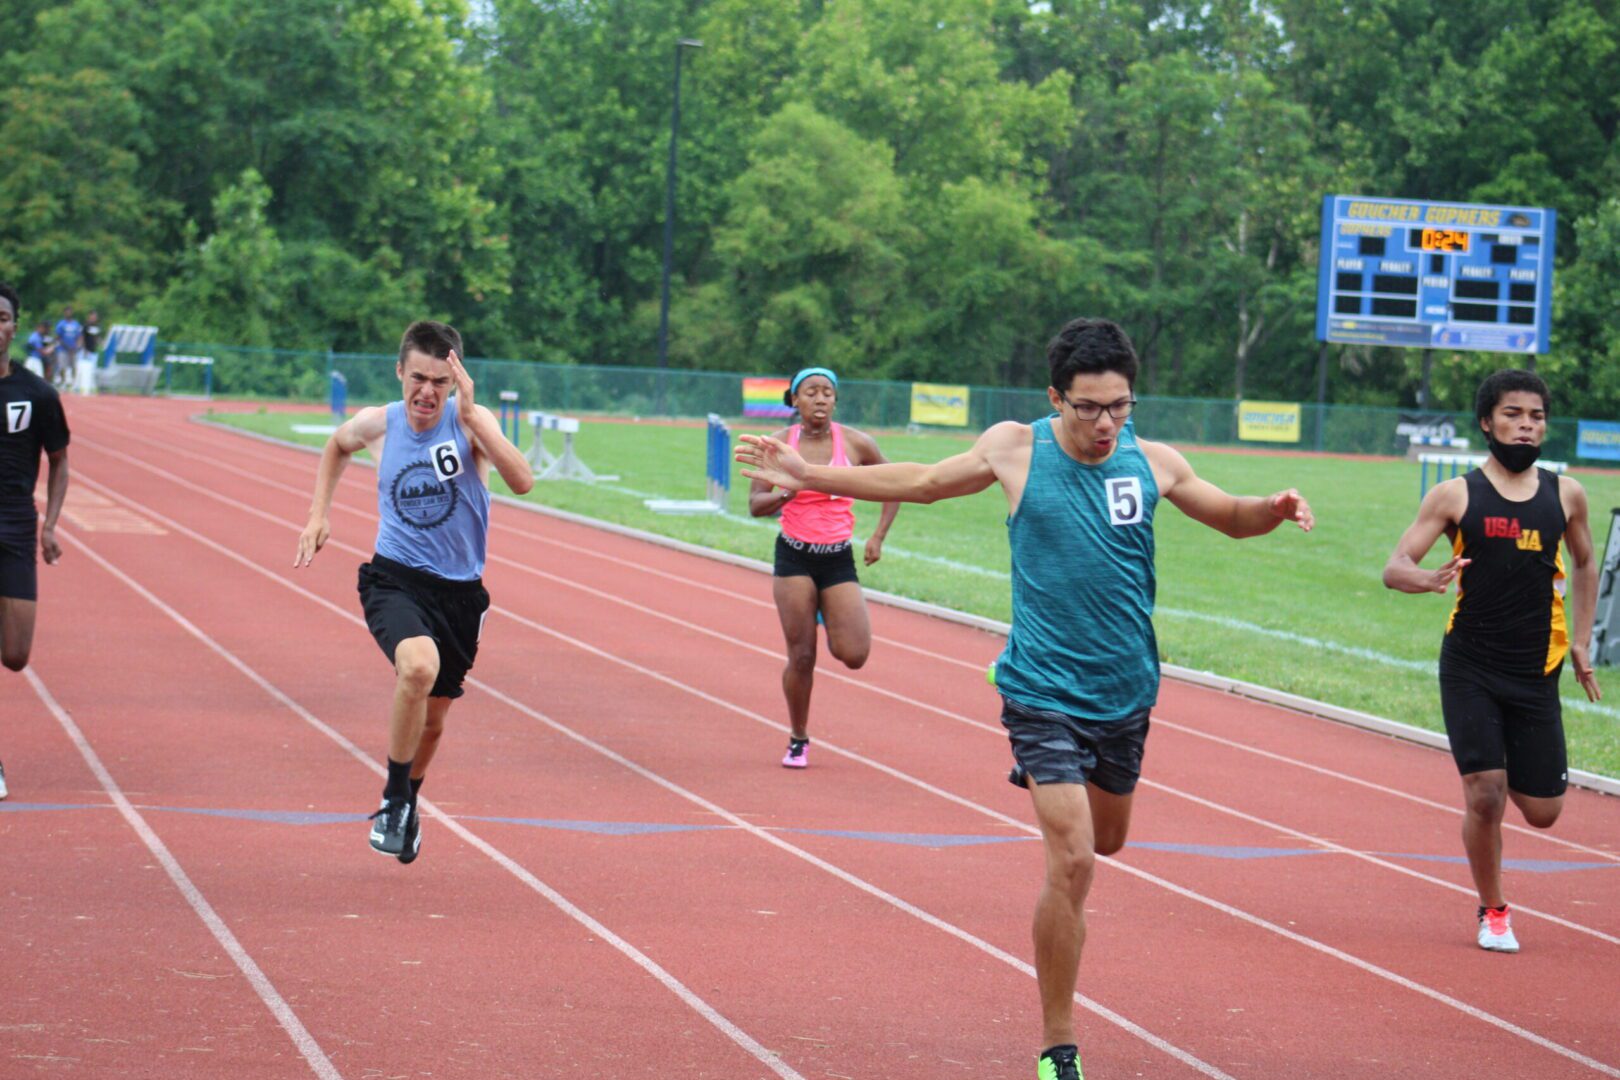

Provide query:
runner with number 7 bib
left=737, top=317, right=1314, bottom=1080
left=295, top=321, right=534, bottom=864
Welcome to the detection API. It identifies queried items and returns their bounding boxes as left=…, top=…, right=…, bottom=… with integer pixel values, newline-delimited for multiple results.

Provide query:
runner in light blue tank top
left=296, top=321, right=535, bottom=864
left=996, top=416, right=1159, bottom=721
left=374, top=399, right=490, bottom=581
left=735, top=317, right=1314, bottom=1080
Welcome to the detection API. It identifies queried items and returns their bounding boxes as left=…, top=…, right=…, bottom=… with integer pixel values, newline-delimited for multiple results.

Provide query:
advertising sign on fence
left=1578, top=419, right=1620, bottom=462
left=742, top=377, right=794, bottom=418
left=909, top=383, right=970, bottom=427
left=1238, top=401, right=1301, bottom=443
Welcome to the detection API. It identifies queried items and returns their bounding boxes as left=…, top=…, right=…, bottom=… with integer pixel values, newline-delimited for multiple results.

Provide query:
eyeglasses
left=1061, top=396, right=1135, bottom=421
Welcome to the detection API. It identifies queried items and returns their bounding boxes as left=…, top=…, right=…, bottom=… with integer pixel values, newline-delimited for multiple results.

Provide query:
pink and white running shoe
left=782, top=738, right=808, bottom=769
left=1477, top=904, right=1519, bottom=953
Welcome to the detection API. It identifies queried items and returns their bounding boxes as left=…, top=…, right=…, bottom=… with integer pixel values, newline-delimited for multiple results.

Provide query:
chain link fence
left=159, top=342, right=1588, bottom=461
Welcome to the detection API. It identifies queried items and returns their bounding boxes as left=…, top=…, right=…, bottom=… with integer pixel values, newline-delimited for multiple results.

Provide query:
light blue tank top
left=995, top=416, right=1160, bottom=721
left=374, top=401, right=490, bottom=581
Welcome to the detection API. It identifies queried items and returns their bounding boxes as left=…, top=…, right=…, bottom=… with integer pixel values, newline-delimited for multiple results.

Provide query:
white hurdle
left=525, top=411, right=600, bottom=481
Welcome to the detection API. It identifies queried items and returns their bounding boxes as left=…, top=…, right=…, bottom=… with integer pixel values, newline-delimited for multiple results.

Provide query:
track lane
left=57, top=401, right=1620, bottom=1075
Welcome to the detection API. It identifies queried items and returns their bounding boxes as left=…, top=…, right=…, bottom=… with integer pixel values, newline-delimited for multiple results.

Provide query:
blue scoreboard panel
left=1315, top=195, right=1556, bottom=354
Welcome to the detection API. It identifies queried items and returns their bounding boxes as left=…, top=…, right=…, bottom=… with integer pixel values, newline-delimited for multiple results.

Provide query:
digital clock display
left=1420, top=228, right=1470, bottom=253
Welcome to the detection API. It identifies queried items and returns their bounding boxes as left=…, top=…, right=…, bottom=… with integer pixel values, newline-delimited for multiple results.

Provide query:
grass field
left=208, top=405, right=1620, bottom=779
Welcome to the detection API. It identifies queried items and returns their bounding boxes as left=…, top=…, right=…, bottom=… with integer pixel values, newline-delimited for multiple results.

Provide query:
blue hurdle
left=90, top=325, right=161, bottom=394
left=644, top=414, right=729, bottom=514
left=329, top=371, right=348, bottom=419
left=499, top=390, right=521, bottom=447
left=705, top=413, right=731, bottom=506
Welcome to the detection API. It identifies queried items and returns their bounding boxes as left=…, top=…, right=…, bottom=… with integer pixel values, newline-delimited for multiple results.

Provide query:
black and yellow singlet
left=1445, top=467, right=1568, bottom=677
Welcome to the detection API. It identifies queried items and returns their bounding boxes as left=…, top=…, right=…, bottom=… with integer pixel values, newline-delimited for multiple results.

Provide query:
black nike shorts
left=773, top=534, right=859, bottom=591
left=357, top=555, right=490, bottom=700
left=1000, top=695, right=1150, bottom=795
left=1438, top=637, right=1567, bottom=798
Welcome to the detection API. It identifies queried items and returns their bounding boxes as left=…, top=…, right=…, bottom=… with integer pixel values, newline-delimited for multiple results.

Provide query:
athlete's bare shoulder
left=1557, top=471, right=1590, bottom=513
left=332, top=404, right=389, bottom=454
left=1422, top=473, right=1470, bottom=525
left=977, top=420, right=1032, bottom=452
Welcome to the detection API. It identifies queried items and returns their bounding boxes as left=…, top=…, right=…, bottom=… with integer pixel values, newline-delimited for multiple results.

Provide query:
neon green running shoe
left=1037, top=1044, right=1082, bottom=1080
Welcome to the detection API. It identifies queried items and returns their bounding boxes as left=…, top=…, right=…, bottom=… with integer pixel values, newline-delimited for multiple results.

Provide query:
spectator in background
left=81, top=311, right=101, bottom=369
left=53, top=307, right=82, bottom=389
left=25, top=322, right=54, bottom=381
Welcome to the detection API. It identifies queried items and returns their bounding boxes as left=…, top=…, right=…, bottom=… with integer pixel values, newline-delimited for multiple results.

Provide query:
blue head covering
left=789, top=367, right=838, bottom=396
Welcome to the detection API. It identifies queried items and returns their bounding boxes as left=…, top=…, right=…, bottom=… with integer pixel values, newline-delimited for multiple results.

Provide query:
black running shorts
left=0, top=520, right=37, bottom=602
left=1438, top=637, right=1567, bottom=798
left=357, top=555, right=490, bottom=700
left=1000, top=695, right=1150, bottom=795
left=773, top=534, right=858, bottom=591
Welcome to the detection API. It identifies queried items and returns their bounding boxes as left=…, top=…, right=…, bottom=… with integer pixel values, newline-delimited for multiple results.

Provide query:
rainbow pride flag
left=743, top=377, right=794, bottom=418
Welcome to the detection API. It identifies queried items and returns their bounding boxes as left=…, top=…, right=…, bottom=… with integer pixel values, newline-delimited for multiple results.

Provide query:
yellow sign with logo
left=1238, top=401, right=1301, bottom=443
left=910, top=383, right=970, bottom=427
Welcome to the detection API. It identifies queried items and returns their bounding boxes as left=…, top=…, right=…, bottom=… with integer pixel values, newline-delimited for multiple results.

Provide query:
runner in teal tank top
left=295, top=321, right=535, bottom=864
left=738, top=318, right=1314, bottom=1080
left=997, top=414, right=1159, bottom=722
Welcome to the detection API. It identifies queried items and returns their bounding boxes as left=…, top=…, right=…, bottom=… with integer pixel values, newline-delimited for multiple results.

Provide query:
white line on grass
left=68, top=448, right=1620, bottom=1078
left=23, top=665, right=345, bottom=1080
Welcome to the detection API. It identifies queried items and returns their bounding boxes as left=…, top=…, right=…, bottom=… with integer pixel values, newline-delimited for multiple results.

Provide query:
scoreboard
left=1315, top=195, right=1556, bottom=354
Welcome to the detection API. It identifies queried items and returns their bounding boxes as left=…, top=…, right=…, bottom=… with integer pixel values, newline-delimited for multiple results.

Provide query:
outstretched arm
left=1562, top=478, right=1602, bottom=702
left=295, top=407, right=382, bottom=567
left=1382, top=480, right=1468, bottom=594
left=738, top=421, right=1022, bottom=505
left=1148, top=442, right=1314, bottom=538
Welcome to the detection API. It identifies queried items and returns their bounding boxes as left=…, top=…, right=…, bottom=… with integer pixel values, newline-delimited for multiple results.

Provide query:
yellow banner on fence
left=1238, top=401, right=1301, bottom=443
left=910, top=383, right=970, bottom=427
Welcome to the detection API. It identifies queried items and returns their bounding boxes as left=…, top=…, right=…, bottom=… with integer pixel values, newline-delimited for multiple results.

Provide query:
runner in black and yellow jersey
left=1383, top=369, right=1602, bottom=953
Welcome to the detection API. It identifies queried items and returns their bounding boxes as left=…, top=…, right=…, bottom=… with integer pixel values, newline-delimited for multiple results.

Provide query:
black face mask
left=1485, top=431, right=1542, bottom=473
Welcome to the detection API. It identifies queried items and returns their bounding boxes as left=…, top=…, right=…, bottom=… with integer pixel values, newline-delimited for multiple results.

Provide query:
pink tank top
left=780, top=423, right=856, bottom=545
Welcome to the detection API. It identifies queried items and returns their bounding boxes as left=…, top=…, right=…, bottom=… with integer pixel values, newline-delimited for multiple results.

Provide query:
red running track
left=2, top=396, right=1618, bottom=1079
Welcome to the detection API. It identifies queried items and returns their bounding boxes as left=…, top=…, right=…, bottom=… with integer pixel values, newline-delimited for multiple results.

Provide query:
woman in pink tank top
left=748, top=367, right=900, bottom=769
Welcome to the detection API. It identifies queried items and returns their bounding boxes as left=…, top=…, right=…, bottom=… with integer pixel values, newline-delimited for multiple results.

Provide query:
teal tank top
left=995, top=416, right=1160, bottom=720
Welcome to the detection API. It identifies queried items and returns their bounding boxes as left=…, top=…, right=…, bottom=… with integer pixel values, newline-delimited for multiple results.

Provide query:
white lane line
left=73, top=438, right=1620, bottom=931
left=154, top=413, right=1620, bottom=723
left=158, top=416, right=1620, bottom=727
left=65, top=467, right=1233, bottom=1080
left=55, top=526, right=808, bottom=1080
left=22, top=664, right=345, bottom=1080
left=68, top=461, right=1620, bottom=1078
left=1149, top=716, right=1620, bottom=864
left=149, top=419, right=1620, bottom=801
left=104, top=422, right=985, bottom=673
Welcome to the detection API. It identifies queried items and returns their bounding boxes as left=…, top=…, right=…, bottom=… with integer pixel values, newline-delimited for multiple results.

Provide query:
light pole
left=657, top=37, right=702, bottom=380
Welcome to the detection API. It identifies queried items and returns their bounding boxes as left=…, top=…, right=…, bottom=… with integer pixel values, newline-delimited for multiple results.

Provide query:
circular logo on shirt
left=391, top=461, right=458, bottom=530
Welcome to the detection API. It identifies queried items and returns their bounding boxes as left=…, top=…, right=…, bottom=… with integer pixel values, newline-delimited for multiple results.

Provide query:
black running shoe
left=1037, top=1044, right=1083, bottom=1080
left=368, top=797, right=410, bottom=855
left=397, top=803, right=422, bottom=865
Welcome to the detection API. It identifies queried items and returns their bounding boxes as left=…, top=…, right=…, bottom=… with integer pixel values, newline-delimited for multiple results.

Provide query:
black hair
left=0, top=283, right=19, bottom=320
left=1475, top=369, right=1549, bottom=425
left=1046, top=317, right=1138, bottom=392
left=397, top=320, right=463, bottom=365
